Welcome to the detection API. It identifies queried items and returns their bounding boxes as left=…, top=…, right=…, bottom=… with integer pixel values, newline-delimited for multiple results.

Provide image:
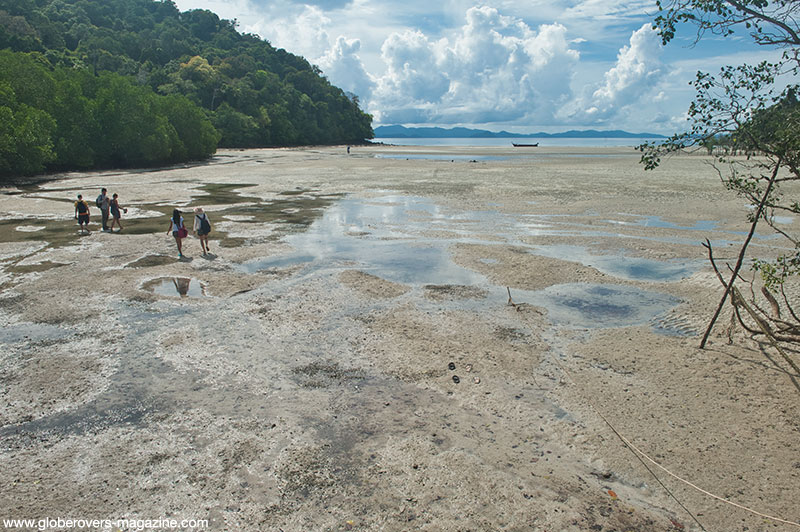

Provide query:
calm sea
left=373, top=137, right=663, bottom=147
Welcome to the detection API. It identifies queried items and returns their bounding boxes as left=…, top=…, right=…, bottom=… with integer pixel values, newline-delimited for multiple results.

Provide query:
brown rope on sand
left=544, top=348, right=800, bottom=529
left=504, top=286, right=800, bottom=527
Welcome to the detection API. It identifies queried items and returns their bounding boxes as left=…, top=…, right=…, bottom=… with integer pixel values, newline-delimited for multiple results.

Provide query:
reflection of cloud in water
left=607, top=215, right=718, bottom=231
left=528, top=244, right=700, bottom=282
left=242, top=196, right=689, bottom=330
left=243, top=196, right=488, bottom=286
left=15, top=225, right=46, bottom=232
left=244, top=195, right=705, bottom=284
left=529, top=284, right=680, bottom=329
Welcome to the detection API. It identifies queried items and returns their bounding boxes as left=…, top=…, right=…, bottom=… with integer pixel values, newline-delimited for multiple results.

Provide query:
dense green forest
left=0, top=0, right=374, bottom=178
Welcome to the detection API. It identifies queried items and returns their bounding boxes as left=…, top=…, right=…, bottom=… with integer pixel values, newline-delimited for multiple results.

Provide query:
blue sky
left=171, top=0, right=785, bottom=134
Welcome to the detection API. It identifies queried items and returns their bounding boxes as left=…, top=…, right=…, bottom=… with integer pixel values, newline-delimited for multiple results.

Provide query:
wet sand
left=1, top=145, right=798, bottom=531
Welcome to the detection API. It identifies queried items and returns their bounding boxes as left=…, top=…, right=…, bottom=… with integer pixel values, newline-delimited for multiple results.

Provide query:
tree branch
left=700, top=160, right=783, bottom=348
left=725, top=0, right=800, bottom=46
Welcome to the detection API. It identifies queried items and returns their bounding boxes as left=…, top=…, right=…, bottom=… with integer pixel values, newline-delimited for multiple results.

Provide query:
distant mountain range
left=374, top=125, right=666, bottom=139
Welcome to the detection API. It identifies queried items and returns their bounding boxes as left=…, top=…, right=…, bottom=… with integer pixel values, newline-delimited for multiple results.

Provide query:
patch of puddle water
left=241, top=196, right=488, bottom=285
left=373, top=153, right=529, bottom=162
left=527, top=244, right=701, bottom=282
left=607, top=215, right=719, bottom=231
left=243, top=195, right=689, bottom=332
left=0, top=322, right=73, bottom=344
left=142, top=277, right=207, bottom=298
left=526, top=283, right=680, bottom=329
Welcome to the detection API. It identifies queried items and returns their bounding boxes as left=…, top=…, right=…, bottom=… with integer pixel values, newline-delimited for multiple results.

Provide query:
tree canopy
left=0, top=0, right=373, bottom=179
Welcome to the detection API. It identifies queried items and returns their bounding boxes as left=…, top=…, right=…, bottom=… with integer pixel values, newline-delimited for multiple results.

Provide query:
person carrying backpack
left=74, top=194, right=91, bottom=234
left=96, top=188, right=110, bottom=232
left=193, top=207, right=212, bottom=256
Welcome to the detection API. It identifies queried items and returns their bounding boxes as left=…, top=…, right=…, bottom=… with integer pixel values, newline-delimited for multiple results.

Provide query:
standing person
left=193, top=207, right=212, bottom=255
left=74, top=194, right=91, bottom=234
left=166, top=209, right=187, bottom=258
left=96, top=188, right=110, bottom=232
left=108, top=193, right=127, bottom=232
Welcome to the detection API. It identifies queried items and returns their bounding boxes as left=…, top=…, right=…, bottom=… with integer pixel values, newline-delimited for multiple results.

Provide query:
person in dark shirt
left=74, top=194, right=91, bottom=234
left=109, top=193, right=127, bottom=232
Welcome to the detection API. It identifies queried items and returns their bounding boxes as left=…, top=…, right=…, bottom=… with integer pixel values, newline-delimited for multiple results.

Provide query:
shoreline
left=1, top=146, right=798, bottom=531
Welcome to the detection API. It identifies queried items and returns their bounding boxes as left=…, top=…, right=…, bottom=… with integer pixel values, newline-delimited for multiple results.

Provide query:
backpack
left=96, top=194, right=103, bottom=208
left=199, top=214, right=211, bottom=234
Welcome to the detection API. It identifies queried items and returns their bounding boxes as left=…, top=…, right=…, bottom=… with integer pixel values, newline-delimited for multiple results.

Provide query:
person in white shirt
left=166, top=209, right=186, bottom=258
left=193, top=207, right=212, bottom=256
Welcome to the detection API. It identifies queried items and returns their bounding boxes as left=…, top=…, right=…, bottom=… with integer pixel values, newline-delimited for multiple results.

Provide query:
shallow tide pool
left=241, top=195, right=699, bottom=332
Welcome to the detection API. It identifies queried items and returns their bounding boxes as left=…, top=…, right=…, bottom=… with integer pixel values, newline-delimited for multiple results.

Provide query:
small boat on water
left=512, top=142, right=539, bottom=147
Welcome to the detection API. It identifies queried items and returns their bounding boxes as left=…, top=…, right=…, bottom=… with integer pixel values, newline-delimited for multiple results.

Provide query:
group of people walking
left=74, top=188, right=125, bottom=234
left=74, top=188, right=212, bottom=259
left=167, top=207, right=212, bottom=259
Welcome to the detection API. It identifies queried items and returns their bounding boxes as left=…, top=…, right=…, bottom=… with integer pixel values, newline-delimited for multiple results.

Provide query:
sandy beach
left=0, top=145, right=798, bottom=532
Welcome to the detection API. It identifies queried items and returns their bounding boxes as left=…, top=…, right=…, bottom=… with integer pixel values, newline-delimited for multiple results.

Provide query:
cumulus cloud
left=247, top=0, right=354, bottom=10
left=260, top=5, right=332, bottom=59
left=559, top=23, right=663, bottom=123
left=369, top=6, right=580, bottom=125
left=563, top=0, right=653, bottom=21
left=374, top=30, right=450, bottom=103
left=316, top=37, right=375, bottom=99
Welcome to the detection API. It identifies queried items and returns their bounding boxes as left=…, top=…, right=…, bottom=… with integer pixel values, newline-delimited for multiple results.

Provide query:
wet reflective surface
left=243, top=195, right=692, bottom=331
left=373, top=153, right=525, bottom=162
left=527, top=283, right=680, bottom=329
left=241, top=196, right=488, bottom=286
left=144, top=277, right=207, bottom=298
left=527, top=244, right=701, bottom=282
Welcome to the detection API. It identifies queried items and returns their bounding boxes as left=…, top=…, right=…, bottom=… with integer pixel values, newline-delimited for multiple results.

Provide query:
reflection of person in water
left=172, top=277, right=191, bottom=297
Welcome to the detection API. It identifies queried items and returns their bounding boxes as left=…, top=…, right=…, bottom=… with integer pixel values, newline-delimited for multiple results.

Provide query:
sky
left=170, top=0, right=786, bottom=134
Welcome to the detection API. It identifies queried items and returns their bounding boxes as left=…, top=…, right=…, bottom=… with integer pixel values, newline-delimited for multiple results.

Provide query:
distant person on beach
left=193, top=207, right=211, bottom=255
left=109, top=193, right=127, bottom=232
left=96, top=188, right=110, bottom=232
left=74, top=194, right=90, bottom=234
left=347, top=146, right=350, bottom=154
left=167, top=209, right=187, bottom=258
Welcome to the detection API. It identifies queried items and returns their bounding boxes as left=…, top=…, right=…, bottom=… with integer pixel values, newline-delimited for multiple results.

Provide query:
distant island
left=374, top=125, right=666, bottom=139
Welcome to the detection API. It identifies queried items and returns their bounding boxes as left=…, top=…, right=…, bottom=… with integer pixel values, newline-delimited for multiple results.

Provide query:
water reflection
left=527, top=244, right=701, bottom=282
left=528, top=283, right=680, bottom=329
left=607, top=215, right=718, bottom=231
left=146, top=277, right=207, bottom=298
left=243, top=195, right=705, bottom=284
left=241, top=195, right=700, bottom=330
left=242, top=196, right=487, bottom=286
left=373, top=153, right=523, bottom=162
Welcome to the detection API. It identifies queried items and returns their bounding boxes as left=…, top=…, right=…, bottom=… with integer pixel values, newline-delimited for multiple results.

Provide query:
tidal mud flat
left=0, top=145, right=798, bottom=531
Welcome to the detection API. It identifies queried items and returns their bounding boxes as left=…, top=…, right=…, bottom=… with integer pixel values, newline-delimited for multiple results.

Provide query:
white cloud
left=559, top=23, right=663, bottom=123
left=316, top=37, right=375, bottom=98
left=563, top=0, right=652, bottom=20
left=369, top=6, right=580, bottom=125
left=376, top=30, right=450, bottom=101
left=260, top=5, right=332, bottom=59
left=172, top=0, right=778, bottom=132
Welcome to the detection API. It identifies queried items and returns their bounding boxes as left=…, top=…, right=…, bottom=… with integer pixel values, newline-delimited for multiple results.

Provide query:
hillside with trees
left=0, top=0, right=374, bottom=178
